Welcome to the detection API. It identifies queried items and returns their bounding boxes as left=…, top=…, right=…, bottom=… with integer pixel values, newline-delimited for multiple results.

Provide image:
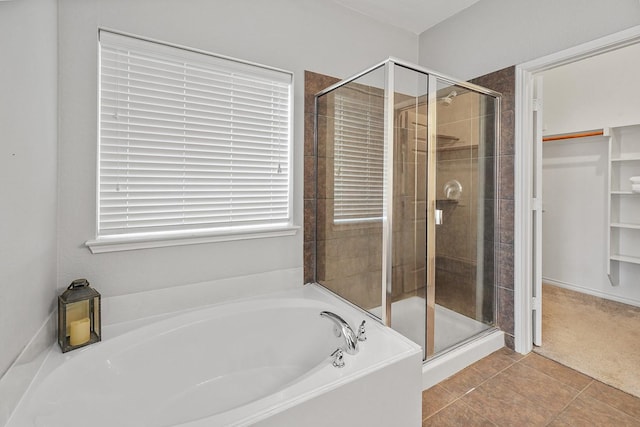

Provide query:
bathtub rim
left=0, top=268, right=303, bottom=427
left=6, top=283, right=422, bottom=427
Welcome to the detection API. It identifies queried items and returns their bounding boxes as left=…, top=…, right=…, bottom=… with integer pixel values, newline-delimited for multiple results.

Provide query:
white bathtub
left=8, top=284, right=422, bottom=427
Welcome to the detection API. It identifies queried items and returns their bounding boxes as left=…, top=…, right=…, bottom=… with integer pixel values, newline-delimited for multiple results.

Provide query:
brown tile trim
left=503, top=333, right=515, bottom=350
left=497, top=286, right=514, bottom=335
left=304, top=71, right=340, bottom=115
left=471, top=66, right=516, bottom=344
left=304, top=71, right=341, bottom=284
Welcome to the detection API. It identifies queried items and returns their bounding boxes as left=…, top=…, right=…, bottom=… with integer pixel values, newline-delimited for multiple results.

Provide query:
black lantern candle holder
left=58, top=278, right=101, bottom=353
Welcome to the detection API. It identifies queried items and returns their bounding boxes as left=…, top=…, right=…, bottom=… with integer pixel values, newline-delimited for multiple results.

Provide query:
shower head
left=439, top=90, right=457, bottom=106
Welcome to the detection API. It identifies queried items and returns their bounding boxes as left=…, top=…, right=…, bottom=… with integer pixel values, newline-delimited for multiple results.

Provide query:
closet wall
left=541, top=43, right=640, bottom=306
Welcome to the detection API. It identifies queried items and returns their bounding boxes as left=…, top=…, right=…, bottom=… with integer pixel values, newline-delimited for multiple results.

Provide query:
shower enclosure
left=314, top=58, right=500, bottom=360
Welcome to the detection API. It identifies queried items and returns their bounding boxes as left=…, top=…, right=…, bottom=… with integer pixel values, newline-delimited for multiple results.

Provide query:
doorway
left=515, top=26, right=640, bottom=396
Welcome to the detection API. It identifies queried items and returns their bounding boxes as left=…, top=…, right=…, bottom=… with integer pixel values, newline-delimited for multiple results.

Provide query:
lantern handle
left=68, top=278, right=90, bottom=290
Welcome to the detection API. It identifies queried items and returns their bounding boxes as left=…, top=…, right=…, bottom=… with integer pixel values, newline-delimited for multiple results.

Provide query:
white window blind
left=333, top=91, right=385, bottom=222
left=97, top=31, right=292, bottom=240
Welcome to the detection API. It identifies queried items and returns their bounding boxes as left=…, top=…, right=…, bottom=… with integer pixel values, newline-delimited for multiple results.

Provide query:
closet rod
left=542, top=129, right=605, bottom=142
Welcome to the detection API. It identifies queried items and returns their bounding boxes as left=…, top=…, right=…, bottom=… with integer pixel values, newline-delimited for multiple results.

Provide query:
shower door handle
left=435, top=209, right=443, bottom=225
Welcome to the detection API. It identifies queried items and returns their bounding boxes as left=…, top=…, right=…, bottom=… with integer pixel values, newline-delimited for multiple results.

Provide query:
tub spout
left=320, top=311, right=359, bottom=355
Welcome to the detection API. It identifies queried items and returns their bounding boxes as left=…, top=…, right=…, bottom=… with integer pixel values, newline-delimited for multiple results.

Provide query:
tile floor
left=422, top=348, right=640, bottom=426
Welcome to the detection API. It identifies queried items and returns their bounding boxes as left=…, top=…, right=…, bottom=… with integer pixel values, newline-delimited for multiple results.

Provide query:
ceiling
left=331, top=0, right=480, bottom=35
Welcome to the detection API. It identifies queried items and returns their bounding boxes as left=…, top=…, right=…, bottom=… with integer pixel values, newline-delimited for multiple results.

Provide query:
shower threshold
left=371, top=296, right=504, bottom=389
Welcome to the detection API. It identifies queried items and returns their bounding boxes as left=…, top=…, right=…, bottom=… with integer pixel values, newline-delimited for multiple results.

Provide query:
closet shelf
left=610, top=190, right=640, bottom=195
left=611, top=155, right=640, bottom=161
left=542, top=129, right=606, bottom=142
left=610, top=223, right=640, bottom=230
left=607, top=124, right=640, bottom=285
left=610, top=254, right=640, bottom=265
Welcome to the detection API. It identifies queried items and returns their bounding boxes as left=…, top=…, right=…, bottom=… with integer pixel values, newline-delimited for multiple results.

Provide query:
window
left=333, top=91, right=385, bottom=223
left=88, top=30, right=294, bottom=252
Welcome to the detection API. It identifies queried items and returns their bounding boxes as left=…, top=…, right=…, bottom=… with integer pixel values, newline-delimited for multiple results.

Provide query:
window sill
left=85, top=225, right=300, bottom=254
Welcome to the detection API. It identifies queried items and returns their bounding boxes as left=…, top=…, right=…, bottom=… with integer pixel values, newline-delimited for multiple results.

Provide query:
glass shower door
left=387, top=71, right=498, bottom=359
left=314, top=59, right=499, bottom=362
left=429, top=78, right=497, bottom=357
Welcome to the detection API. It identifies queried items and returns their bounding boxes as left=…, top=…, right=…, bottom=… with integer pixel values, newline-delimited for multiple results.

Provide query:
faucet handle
left=357, top=320, right=367, bottom=342
left=330, top=348, right=345, bottom=368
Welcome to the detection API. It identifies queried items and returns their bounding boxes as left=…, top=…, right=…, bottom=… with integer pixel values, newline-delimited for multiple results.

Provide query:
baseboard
left=542, top=277, right=640, bottom=308
left=0, top=312, right=56, bottom=426
left=422, top=329, right=504, bottom=390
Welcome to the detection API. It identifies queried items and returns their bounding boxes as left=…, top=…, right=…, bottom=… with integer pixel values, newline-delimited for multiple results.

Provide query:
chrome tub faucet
left=320, top=311, right=360, bottom=356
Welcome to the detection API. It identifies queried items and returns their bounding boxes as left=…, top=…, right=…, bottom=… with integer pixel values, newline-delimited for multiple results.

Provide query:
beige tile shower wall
left=308, top=72, right=385, bottom=310
left=436, top=90, right=481, bottom=261
left=393, top=104, right=428, bottom=301
left=317, top=129, right=384, bottom=310
left=433, top=90, right=482, bottom=319
left=306, top=71, right=429, bottom=310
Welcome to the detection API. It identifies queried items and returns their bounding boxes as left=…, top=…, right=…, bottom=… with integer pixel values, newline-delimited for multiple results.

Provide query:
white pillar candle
left=69, top=317, right=90, bottom=346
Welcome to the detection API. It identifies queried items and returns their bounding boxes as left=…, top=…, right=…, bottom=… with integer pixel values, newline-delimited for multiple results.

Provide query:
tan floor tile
left=422, top=348, right=640, bottom=427
left=423, top=400, right=495, bottom=427
left=422, top=385, right=457, bottom=420
left=520, top=352, right=592, bottom=391
left=439, top=366, right=488, bottom=397
left=495, top=362, right=578, bottom=417
left=470, top=349, right=518, bottom=378
left=582, top=380, right=640, bottom=420
left=549, top=394, right=640, bottom=427
left=496, top=346, right=526, bottom=361
left=461, top=375, right=551, bottom=426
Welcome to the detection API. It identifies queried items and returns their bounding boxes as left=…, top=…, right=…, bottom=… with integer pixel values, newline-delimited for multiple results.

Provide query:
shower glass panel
left=385, top=65, right=429, bottom=354
left=314, top=59, right=499, bottom=361
left=315, top=65, right=386, bottom=314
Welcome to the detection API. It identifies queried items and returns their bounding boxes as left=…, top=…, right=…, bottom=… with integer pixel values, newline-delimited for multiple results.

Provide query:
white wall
left=0, top=0, right=58, bottom=376
left=541, top=44, right=640, bottom=305
left=541, top=43, right=640, bottom=135
left=541, top=138, right=611, bottom=294
left=417, top=0, right=640, bottom=80
left=56, top=0, right=418, bottom=298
